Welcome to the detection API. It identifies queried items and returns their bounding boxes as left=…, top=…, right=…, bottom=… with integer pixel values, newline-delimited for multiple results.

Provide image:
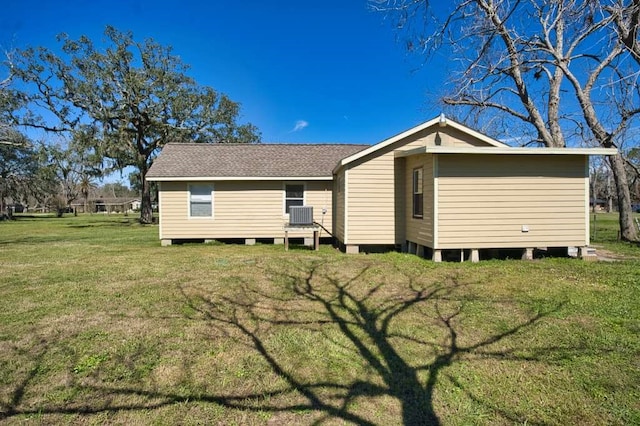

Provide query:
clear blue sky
left=1, top=0, right=450, bottom=145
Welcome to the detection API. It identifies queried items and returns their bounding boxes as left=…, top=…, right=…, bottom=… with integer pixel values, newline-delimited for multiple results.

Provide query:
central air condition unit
left=289, top=206, right=313, bottom=226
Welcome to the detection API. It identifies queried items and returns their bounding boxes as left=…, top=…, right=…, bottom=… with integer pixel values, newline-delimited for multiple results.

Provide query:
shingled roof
left=146, top=143, right=369, bottom=180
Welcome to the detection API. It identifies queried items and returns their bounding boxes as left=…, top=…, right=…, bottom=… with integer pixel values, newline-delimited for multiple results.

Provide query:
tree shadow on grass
left=173, top=259, right=566, bottom=425
left=2, top=258, right=570, bottom=425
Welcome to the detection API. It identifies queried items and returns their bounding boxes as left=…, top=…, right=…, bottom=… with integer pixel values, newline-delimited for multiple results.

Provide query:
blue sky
left=1, top=0, right=450, bottom=145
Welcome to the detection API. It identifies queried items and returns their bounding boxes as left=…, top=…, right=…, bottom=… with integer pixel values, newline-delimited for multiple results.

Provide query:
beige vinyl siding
left=436, top=154, right=588, bottom=249
left=159, top=180, right=333, bottom=240
left=343, top=125, right=497, bottom=245
left=398, top=125, right=499, bottom=148
left=345, top=140, right=430, bottom=245
left=305, top=181, right=334, bottom=236
left=346, top=152, right=397, bottom=244
left=405, top=154, right=434, bottom=247
left=334, top=172, right=346, bottom=241
left=435, top=126, right=499, bottom=147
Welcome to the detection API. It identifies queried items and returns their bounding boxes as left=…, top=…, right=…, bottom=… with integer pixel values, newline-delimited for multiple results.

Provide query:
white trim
left=395, top=146, right=618, bottom=157
left=584, top=156, right=590, bottom=246
left=334, top=116, right=509, bottom=173
left=147, top=176, right=332, bottom=182
left=344, top=169, right=349, bottom=245
left=433, top=156, right=439, bottom=249
left=188, top=183, right=214, bottom=219
left=158, top=182, right=163, bottom=239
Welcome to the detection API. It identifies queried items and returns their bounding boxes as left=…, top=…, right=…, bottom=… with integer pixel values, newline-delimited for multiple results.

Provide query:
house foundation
left=345, top=245, right=359, bottom=254
left=522, top=248, right=534, bottom=260
left=578, top=246, right=597, bottom=261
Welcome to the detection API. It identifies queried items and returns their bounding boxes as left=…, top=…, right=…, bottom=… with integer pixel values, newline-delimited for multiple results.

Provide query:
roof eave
left=146, top=175, right=334, bottom=182
left=394, top=146, right=619, bottom=157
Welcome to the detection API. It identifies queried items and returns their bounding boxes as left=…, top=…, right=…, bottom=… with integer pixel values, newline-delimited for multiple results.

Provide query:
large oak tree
left=11, top=26, right=260, bottom=223
left=374, top=0, right=640, bottom=241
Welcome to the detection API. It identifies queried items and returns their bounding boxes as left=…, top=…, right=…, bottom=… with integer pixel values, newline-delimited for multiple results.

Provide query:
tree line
left=1, top=26, right=259, bottom=223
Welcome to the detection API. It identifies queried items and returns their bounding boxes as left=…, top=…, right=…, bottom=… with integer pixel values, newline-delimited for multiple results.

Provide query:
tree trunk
left=609, top=153, right=638, bottom=242
left=139, top=163, right=153, bottom=224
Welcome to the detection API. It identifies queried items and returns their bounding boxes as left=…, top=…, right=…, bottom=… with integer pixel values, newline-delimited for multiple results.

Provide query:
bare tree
left=373, top=0, right=640, bottom=241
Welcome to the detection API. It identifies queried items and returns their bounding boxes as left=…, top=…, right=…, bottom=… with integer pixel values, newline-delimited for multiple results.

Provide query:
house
left=146, top=143, right=368, bottom=246
left=71, top=198, right=141, bottom=214
left=147, top=116, right=616, bottom=261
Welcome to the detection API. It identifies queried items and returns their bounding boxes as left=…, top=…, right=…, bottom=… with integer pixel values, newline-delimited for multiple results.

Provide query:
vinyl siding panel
left=345, top=141, right=426, bottom=245
left=405, top=154, right=434, bottom=247
left=343, top=125, right=496, bottom=245
left=345, top=151, right=398, bottom=245
left=159, top=180, right=333, bottom=240
left=436, top=154, right=588, bottom=249
left=334, top=172, right=346, bottom=241
left=398, top=126, right=500, bottom=148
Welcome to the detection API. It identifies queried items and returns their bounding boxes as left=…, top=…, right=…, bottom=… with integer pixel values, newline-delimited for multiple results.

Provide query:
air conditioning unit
left=289, top=206, right=313, bottom=226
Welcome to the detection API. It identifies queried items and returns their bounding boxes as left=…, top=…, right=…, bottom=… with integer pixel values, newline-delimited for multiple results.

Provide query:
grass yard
left=0, top=214, right=639, bottom=425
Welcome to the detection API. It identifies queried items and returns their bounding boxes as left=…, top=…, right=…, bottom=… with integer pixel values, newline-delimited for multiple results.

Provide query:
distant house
left=147, top=116, right=616, bottom=261
left=589, top=198, right=608, bottom=212
left=71, top=198, right=140, bottom=214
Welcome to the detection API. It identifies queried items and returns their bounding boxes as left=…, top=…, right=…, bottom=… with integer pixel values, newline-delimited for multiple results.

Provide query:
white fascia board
left=333, top=117, right=441, bottom=173
left=395, top=146, right=619, bottom=157
left=333, top=115, right=509, bottom=173
left=146, top=176, right=333, bottom=182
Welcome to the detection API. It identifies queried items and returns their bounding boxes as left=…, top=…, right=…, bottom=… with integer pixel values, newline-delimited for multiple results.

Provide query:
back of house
left=146, top=143, right=367, bottom=246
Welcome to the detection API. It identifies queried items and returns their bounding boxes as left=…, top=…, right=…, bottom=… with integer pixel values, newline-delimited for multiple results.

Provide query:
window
left=189, top=184, right=213, bottom=218
left=413, top=168, right=423, bottom=218
left=284, top=184, right=304, bottom=214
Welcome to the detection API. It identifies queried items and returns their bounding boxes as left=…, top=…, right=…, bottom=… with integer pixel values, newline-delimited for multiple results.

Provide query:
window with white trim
left=284, top=184, right=304, bottom=214
left=412, top=168, right=423, bottom=218
left=189, top=184, right=213, bottom=218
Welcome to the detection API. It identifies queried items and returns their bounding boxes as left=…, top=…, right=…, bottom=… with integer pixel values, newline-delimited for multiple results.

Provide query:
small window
left=189, top=184, right=213, bottom=218
left=413, top=168, right=423, bottom=218
left=285, top=184, right=304, bottom=214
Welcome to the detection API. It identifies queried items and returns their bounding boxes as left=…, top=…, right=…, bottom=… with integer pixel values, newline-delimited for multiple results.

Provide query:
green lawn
left=589, top=211, right=640, bottom=257
left=0, top=214, right=638, bottom=425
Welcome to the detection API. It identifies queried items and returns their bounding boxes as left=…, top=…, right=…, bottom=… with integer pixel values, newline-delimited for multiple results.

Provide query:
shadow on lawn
left=193, top=261, right=563, bottom=425
left=1, top=259, right=568, bottom=425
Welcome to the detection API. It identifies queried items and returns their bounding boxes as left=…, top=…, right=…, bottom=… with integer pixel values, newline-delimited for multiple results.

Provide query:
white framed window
left=189, top=184, right=213, bottom=218
left=284, top=183, right=304, bottom=215
left=413, top=168, right=423, bottom=219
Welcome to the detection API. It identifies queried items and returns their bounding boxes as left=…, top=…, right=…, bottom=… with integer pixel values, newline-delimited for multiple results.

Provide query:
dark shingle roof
left=147, top=143, right=369, bottom=179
